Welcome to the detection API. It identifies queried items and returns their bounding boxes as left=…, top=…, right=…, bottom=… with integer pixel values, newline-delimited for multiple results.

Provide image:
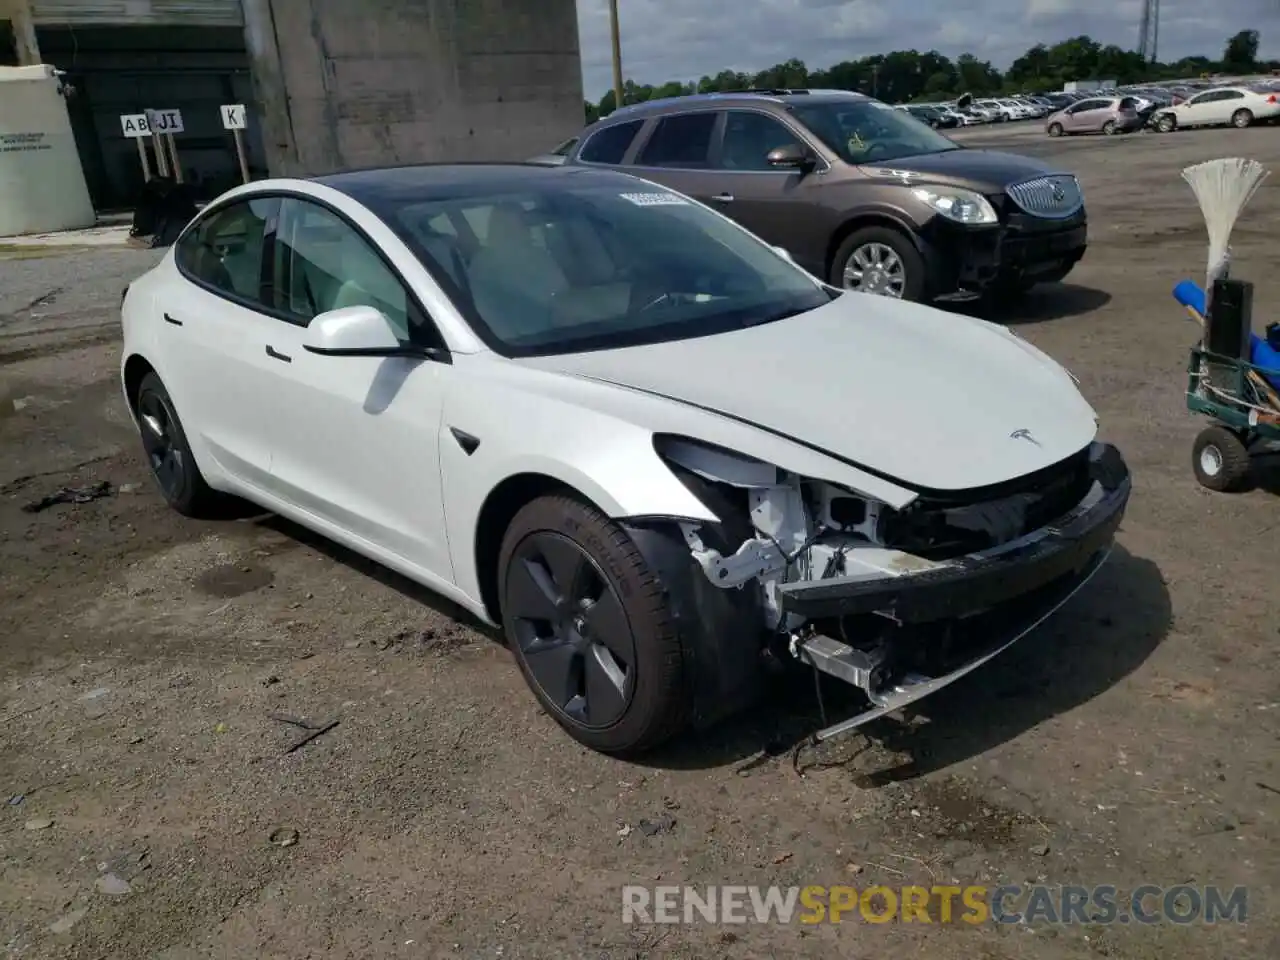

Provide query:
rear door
left=166, top=196, right=282, bottom=490
left=705, top=107, right=832, bottom=273
left=625, top=110, right=724, bottom=204
left=1065, top=99, right=1107, bottom=132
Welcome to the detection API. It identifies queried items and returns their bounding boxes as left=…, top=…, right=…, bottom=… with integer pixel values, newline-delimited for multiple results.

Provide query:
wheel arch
left=122, top=353, right=157, bottom=413
left=472, top=471, right=614, bottom=625
left=825, top=212, right=923, bottom=280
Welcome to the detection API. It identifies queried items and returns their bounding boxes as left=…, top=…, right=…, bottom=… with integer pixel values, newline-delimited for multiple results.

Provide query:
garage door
left=30, top=0, right=243, bottom=27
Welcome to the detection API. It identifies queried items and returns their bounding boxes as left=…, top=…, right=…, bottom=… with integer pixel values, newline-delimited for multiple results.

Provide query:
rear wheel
left=1192, top=426, right=1251, bottom=492
left=134, top=372, right=223, bottom=517
left=498, top=495, right=689, bottom=755
left=1048, top=122, right=1064, bottom=137
left=831, top=226, right=926, bottom=302
left=1232, top=108, right=1254, bottom=129
left=1102, top=119, right=1117, bottom=135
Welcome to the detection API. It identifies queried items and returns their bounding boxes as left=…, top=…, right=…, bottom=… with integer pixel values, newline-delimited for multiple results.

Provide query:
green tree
left=1223, top=30, right=1259, bottom=70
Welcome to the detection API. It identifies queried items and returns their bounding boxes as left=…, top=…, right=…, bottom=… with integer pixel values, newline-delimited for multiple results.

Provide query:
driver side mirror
left=302, top=305, right=446, bottom=361
left=766, top=144, right=814, bottom=170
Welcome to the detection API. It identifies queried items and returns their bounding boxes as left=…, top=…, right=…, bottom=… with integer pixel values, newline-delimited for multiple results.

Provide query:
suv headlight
left=911, top=186, right=998, bottom=225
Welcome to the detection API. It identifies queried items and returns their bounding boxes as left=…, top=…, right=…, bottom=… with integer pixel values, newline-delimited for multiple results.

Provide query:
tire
left=1232, top=109, right=1253, bottom=129
left=497, top=494, right=688, bottom=755
left=1191, top=426, right=1251, bottom=492
left=1048, top=122, right=1064, bottom=137
left=1156, top=114, right=1176, bottom=133
left=133, top=372, right=223, bottom=517
left=830, top=225, right=927, bottom=302
left=1102, top=120, right=1117, bottom=135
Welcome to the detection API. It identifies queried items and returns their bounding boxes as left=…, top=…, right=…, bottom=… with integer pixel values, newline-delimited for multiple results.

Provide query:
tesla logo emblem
left=1011, top=428, right=1041, bottom=446
left=1051, top=183, right=1065, bottom=202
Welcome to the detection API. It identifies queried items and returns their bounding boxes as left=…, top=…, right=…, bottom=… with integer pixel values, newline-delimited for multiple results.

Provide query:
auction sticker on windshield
left=619, top=192, right=688, bottom=206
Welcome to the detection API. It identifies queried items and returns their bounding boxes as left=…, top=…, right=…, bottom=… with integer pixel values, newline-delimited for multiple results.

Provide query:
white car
left=119, top=165, right=1131, bottom=755
left=1153, top=86, right=1280, bottom=132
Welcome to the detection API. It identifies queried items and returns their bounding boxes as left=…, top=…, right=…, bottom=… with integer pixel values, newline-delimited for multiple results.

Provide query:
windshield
left=378, top=182, right=831, bottom=357
left=788, top=99, right=958, bottom=165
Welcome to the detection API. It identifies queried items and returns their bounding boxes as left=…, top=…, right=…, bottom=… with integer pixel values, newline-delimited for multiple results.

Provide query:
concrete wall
left=241, top=0, right=584, bottom=178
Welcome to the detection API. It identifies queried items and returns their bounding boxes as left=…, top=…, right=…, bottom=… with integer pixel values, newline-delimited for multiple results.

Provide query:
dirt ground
left=2, top=125, right=1278, bottom=960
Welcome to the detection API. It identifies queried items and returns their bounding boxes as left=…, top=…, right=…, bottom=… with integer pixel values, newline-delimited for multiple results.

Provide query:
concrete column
left=241, top=0, right=584, bottom=178
left=0, top=0, right=40, bottom=65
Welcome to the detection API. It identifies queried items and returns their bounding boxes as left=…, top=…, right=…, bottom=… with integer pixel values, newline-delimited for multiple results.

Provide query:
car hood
left=870, top=148, right=1063, bottom=192
left=521, top=295, right=1098, bottom=493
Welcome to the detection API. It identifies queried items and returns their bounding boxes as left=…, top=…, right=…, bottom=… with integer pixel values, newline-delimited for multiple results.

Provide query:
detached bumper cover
left=779, top=442, right=1130, bottom=622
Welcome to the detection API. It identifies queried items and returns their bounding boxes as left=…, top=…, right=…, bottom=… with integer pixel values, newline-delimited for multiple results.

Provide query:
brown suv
left=558, top=89, right=1088, bottom=302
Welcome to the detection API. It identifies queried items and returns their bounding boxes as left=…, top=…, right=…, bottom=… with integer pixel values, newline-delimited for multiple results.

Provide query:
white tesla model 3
left=120, top=163, right=1131, bottom=755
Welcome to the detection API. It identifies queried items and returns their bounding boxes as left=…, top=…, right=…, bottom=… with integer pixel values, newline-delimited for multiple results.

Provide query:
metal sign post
left=145, top=109, right=185, bottom=182
left=120, top=113, right=152, bottom=181
left=219, top=104, right=250, bottom=183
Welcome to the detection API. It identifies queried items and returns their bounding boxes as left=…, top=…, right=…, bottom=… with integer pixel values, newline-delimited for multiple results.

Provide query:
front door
left=259, top=196, right=454, bottom=581
left=707, top=108, right=831, bottom=274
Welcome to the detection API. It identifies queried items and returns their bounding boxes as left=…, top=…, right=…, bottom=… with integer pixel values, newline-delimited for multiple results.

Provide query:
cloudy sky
left=576, top=0, right=1279, bottom=98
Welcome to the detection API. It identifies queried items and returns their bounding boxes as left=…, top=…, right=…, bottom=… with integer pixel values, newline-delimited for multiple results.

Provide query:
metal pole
left=233, top=127, right=250, bottom=184
left=608, top=0, right=623, bottom=110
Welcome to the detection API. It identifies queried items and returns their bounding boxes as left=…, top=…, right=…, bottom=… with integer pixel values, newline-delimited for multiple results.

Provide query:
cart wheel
left=1192, top=426, right=1251, bottom=492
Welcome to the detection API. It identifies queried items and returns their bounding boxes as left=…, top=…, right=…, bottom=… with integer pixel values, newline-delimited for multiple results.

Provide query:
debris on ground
left=21, top=481, right=113, bottom=513
left=94, top=873, right=132, bottom=896
left=269, top=713, right=340, bottom=752
left=637, top=814, right=676, bottom=837
left=268, top=827, right=299, bottom=847
left=24, top=817, right=53, bottom=830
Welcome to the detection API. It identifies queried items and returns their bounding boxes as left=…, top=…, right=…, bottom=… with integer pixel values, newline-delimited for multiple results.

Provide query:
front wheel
left=831, top=226, right=927, bottom=301
left=1156, top=114, right=1176, bottom=133
left=1232, top=109, right=1254, bottom=129
left=1192, top=426, right=1251, bottom=492
left=497, top=495, right=689, bottom=755
left=1048, top=122, right=1064, bottom=137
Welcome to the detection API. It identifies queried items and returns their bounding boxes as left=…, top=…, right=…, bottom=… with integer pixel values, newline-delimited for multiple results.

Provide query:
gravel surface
left=1, top=126, right=1278, bottom=960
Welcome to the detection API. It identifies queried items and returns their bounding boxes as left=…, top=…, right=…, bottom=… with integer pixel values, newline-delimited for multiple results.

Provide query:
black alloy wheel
left=504, top=530, right=636, bottom=729
left=134, top=372, right=221, bottom=517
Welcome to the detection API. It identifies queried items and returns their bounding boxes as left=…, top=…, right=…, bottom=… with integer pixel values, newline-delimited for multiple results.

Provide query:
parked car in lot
left=560, top=90, right=1088, bottom=302
left=1046, top=96, right=1143, bottom=136
left=119, top=162, right=1131, bottom=754
left=525, top=136, right=578, bottom=166
left=1152, top=86, right=1280, bottom=131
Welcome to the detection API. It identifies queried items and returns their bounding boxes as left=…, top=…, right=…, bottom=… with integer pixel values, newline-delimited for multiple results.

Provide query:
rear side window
left=175, top=197, right=279, bottom=304
left=578, top=120, right=643, bottom=164
left=637, top=112, right=717, bottom=168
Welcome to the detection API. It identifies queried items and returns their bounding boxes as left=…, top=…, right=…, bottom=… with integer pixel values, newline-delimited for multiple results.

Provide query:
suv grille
left=1006, top=175, right=1083, bottom=220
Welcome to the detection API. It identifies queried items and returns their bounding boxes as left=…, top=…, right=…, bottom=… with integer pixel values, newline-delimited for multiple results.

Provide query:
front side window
left=789, top=98, right=958, bottom=165
left=719, top=110, right=802, bottom=171
left=376, top=181, right=830, bottom=357
left=637, top=112, right=717, bottom=168
left=578, top=120, right=643, bottom=164
left=271, top=199, right=411, bottom=337
left=175, top=196, right=278, bottom=303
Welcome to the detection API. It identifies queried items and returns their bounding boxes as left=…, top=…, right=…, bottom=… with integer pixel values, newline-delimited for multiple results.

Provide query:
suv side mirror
left=766, top=144, right=813, bottom=170
left=302, top=305, right=446, bottom=361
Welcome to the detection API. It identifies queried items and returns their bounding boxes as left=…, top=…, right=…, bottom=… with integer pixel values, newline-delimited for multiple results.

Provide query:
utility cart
left=1174, top=158, right=1276, bottom=492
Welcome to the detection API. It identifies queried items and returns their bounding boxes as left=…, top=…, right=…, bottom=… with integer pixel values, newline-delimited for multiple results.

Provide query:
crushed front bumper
left=783, top=442, right=1130, bottom=740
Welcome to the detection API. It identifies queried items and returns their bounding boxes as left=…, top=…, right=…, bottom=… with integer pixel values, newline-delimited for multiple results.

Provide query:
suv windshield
left=378, top=181, right=831, bottom=357
left=789, top=99, right=959, bottom=165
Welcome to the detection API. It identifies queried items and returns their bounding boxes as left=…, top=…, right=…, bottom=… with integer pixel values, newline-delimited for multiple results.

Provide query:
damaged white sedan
left=119, top=162, right=1131, bottom=755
